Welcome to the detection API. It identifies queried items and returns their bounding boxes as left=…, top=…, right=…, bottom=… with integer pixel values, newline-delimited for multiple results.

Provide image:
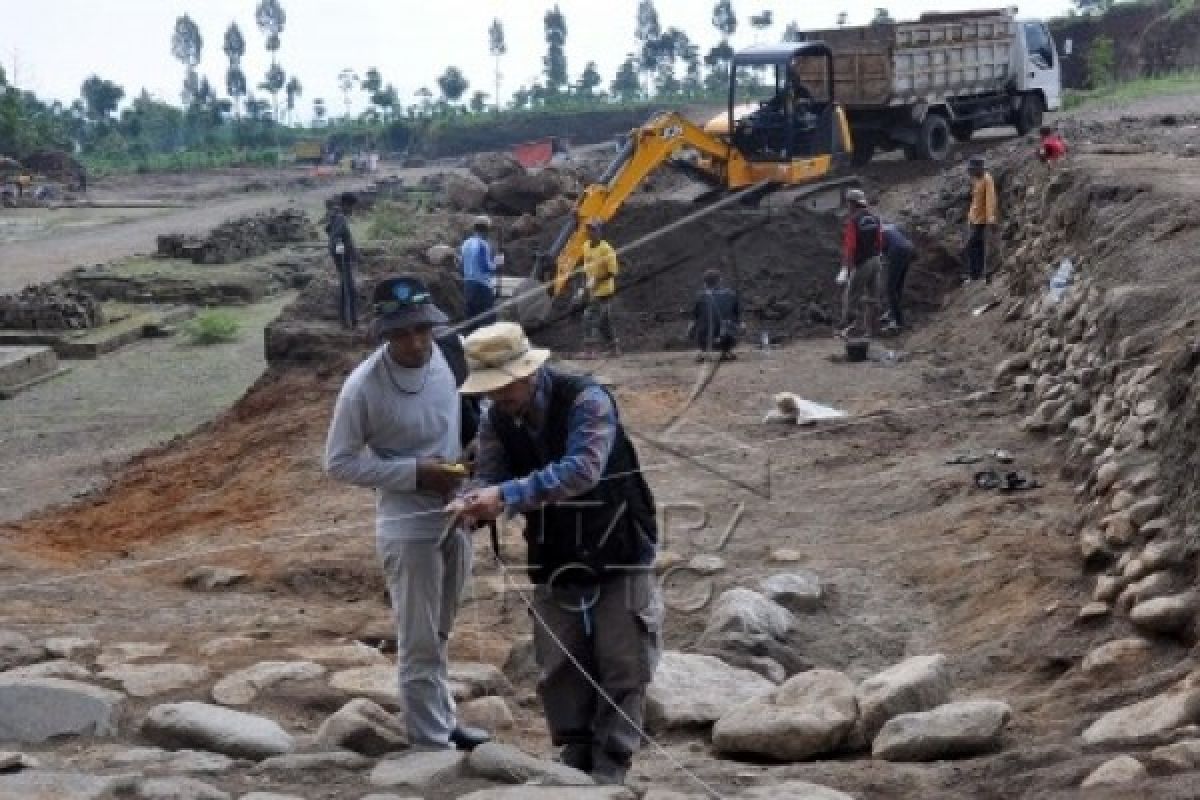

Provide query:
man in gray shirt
left=324, top=276, right=489, bottom=751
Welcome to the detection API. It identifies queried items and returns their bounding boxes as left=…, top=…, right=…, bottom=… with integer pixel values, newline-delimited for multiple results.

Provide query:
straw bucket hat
left=460, top=322, right=551, bottom=395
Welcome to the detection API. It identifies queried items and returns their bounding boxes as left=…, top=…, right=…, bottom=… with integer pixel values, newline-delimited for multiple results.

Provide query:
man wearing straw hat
left=324, top=276, right=490, bottom=752
left=451, top=321, right=662, bottom=785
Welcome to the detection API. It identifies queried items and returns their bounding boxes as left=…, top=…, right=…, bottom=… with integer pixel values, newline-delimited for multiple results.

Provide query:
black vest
left=490, top=369, right=657, bottom=585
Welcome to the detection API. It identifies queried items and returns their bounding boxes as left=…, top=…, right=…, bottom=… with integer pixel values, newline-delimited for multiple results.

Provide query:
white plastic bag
left=334, top=242, right=346, bottom=256
left=1047, top=258, right=1074, bottom=303
left=835, top=267, right=849, bottom=286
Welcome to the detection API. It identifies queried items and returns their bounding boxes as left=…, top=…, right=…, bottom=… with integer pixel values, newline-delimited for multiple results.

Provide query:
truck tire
left=1014, top=95, right=1043, bottom=136
left=914, top=114, right=952, bottom=161
left=950, top=122, right=974, bottom=143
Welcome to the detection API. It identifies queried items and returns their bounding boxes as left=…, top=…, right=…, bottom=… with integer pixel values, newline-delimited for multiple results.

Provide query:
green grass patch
left=1063, top=70, right=1200, bottom=110
left=364, top=200, right=420, bottom=243
left=183, top=310, right=243, bottom=345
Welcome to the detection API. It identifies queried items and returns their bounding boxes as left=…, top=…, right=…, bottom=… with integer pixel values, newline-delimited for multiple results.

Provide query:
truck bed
left=795, top=12, right=1016, bottom=108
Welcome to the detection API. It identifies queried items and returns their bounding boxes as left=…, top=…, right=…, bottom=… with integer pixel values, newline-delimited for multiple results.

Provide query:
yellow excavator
left=515, top=41, right=857, bottom=325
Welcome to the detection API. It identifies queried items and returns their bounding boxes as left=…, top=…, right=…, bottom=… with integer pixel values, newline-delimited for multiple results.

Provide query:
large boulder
left=704, top=589, right=794, bottom=640
left=368, top=750, right=466, bottom=789
left=467, top=152, right=525, bottom=184
left=314, top=698, right=407, bottom=756
left=1130, top=592, right=1197, bottom=636
left=1081, top=755, right=1147, bottom=788
left=738, top=782, right=857, bottom=800
left=1082, top=677, right=1200, bottom=746
left=645, top=652, right=775, bottom=731
left=467, top=742, right=593, bottom=786
left=456, top=789, right=634, bottom=800
left=0, top=631, right=47, bottom=671
left=536, top=195, right=575, bottom=220
left=444, top=174, right=489, bottom=212
left=850, top=654, right=952, bottom=749
left=141, top=703, right=294, bottom=760
left=0, top=676, right=124, bottom=743
left=872, top=700, right=1011, bottom=761
left=712, top=670, right=858, bottom=761
left=486, top=172, right=564, bottom=215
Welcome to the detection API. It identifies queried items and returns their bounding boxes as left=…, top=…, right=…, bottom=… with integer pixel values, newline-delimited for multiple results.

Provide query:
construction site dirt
left=6, top=94, right=1200, bottom=799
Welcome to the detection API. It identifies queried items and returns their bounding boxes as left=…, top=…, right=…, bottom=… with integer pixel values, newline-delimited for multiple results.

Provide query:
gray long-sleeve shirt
left=324, top=344, right=461, bottom=540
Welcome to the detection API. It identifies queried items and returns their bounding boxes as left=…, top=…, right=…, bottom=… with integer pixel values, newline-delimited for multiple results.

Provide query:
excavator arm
left=545, top=112, right=742, bottom=296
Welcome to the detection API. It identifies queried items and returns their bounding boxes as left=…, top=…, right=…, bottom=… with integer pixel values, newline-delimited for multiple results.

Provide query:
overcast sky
left=7, top=0, right=1074, bottom=120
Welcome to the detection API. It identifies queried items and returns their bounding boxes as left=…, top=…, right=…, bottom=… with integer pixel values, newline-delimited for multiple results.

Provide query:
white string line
left=492, top=557, right=727, bottom=800
left=0, top=335, right=1175, bottom=595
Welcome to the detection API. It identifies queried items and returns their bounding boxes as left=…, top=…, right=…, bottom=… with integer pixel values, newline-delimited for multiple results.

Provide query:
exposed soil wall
left=1051, top=2, right=1200, bottom=88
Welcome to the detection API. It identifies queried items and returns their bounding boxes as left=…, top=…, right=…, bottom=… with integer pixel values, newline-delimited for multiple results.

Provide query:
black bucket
left=845, top=338, right=870, bottom=362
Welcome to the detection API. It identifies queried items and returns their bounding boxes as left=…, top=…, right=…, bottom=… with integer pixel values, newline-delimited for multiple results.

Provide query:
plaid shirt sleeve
left=489, top=387, right=618, bottom=513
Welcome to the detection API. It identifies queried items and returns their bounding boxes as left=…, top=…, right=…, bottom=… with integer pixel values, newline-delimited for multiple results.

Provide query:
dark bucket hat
left=369, top=276, right=449, bottom=341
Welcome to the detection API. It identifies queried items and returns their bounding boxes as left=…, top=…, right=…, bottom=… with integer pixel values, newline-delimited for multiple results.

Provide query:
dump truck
left=514, top=42, right=858, bottom=326
left=792, top=9, right=1061, bottom=163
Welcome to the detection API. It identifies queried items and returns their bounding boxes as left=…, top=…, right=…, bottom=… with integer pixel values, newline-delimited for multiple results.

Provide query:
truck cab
left=1014, top=18, right=1062, bottom=115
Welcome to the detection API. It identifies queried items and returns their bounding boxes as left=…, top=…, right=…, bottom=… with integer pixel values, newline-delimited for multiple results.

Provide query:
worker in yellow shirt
left=580, top=218, right=620, bottom=356
left=965, top=155, right=997, bottom=284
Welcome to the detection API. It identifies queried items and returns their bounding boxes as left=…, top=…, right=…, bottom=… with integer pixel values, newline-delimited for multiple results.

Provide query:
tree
left=312, top=97, right=327, bottom=125
left=577, top=61, right=603, bottom=98
left=783, top=21, right=802, bottom=42
left=469, top=90, right=489, bottom=113
left=749, top=10, right=774, bottom=40
left=170, top=14, right=203, bottom=106
left=712, top=0, right=737, bottom=38
left=543, top=5, right=569, bottom=98
left=489, top=18, right=507, bottom=111
left=362, top=68, right=383, bottom=96
left=415, top=86, right=434, bottom=114
left=1087, top=35, right=1116, bottom=88
left=704, top=40, right=735, bottom=93
left=611, top=57, right=642, bottom=102
left=285, top=76, right=302, bottom=123
left=682, top=42, right=703, bottom=96
left=337, top=68, right=359, bottom=118
left=837, top=11, right=848, bottom=26
left=255, top=0, right=287, bottom=58
left=373, top=83, right=400, bottom=121
left=437, top=67, right=469, bottom=104
left=1074, top=0, right=1116, bottom=12
left=223, top=23, right=247, bottom=116
left=80, top=76, right=124, bottom=121
left=635, top=0, right=662, bottom=95
left=872, top=8, right=895, bottom=25
left=259, top=63, right=286, bottom=119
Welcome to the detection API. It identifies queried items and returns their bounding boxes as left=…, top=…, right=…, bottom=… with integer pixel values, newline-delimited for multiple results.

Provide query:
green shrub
left=366, top=201, right=418, bottom=241
left=1087, top=36, right=1117, bottom=89
left=183, top=310, right=242, bottom=345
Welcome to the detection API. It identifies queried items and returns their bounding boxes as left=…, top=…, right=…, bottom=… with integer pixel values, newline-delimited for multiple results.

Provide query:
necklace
left=382, top=350, right=431, bottom=395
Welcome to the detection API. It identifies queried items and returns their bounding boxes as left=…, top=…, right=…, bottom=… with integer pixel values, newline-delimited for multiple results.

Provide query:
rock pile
left=0, top=285, right=104, bottom=330
left=157, top=209, right=316, bottom=264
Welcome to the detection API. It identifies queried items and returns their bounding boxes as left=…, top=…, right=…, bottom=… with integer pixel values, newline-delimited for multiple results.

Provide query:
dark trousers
left=464, top=281, right=496, bottom=334
left=531, top=571, right=663, bottom=768
left=885, top=248, right=913, bottom=327
left=966, top=225, right=988, bottom=281
left=334, top=255, right=357, bottom=330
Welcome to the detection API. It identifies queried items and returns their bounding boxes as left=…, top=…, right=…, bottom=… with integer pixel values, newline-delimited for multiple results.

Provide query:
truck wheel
left=950, top=122, right=974, bottom=143
left=914, top=114, right=952, bottom=161
left=1014, top=95, right=1043, bottom=136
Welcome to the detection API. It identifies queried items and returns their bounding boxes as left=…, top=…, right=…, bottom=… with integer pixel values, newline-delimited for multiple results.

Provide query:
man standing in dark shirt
left=327, top=192, right=361, bottom=330
left=690, top=269, right=741, bottom=361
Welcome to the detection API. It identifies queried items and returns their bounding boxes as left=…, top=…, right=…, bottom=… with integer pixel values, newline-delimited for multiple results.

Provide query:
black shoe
left=590, top=750, right=630, bottom=786
left=560, top=742, right=592, bottom=773
left=449, top=726, right=490, bottom=751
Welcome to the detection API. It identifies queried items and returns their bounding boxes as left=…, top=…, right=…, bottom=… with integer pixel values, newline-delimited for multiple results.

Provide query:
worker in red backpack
left=1038, top=124, right=1068, bottom=164
left=836, top=188, right=884, bottom=339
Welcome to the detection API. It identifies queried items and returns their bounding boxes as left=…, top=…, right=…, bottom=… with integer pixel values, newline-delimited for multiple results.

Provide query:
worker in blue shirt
left=881, top=222, right=915, bottom=334
left=460, top=216, right=499, bottom=334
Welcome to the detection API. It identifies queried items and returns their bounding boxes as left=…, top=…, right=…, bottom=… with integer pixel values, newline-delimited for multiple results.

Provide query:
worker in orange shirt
left=579, top=219, right=620, bottom=357
left=965, top=155, right=997, bottom=284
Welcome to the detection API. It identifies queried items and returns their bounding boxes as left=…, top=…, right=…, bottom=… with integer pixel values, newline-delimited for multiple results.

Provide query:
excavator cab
left=720, top=43, right=848, bottom=163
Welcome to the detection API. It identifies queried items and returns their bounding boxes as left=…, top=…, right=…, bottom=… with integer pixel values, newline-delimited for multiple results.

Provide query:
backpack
left=435, top=333, right=479, bottom=447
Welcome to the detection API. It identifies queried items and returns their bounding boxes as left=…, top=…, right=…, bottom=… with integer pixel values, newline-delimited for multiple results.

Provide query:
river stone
left=456, top=789, right=634, bottom=800
left=0, top=631, right=45, bottom=671
left=211, top=661, right=326, bottom=705
left=183, top=566, right=249, bottom=591
left=712, top=669, right=858, bottom=761
left=4, top=659, right=92, bottom=680
left=134, top=776, right=230, bottom=800
left=1082, top=677, right=1200, bottom=746
left=0, top=771, right=137, bottom=800
left=0, top=676, right=124, bottom=743
left=99, top=664, right=210, bottom=697
left=704, top=589, right=794, bottom=639
left=872, top=700, right=1011, bottom=761
left=1081, top=755, right=1147, bottom=788
left=198, top=637, right=259, bottom=658
left=1128, top=496, right=1165, bottom=527
left=141, top=702, right=294, bottom=760
left=240, top=794, right=308, bottom=800
left=759, top=571, right=824, bottom=612
left=314, top=698, right=407, bottom=756
left=329, top=666, right=396, bottom=706
left=41, top=637, right=99, bottom=661
left=458, top=696, right=515, bottom=731
left=369, top=750, right=466, bottom=789
left=448, top=662, right=512, bottom=701
left=739, top=782, right=857, bottom=800
left=1082, top=639, right=1153, bottom=678
left=851, top=654, right=952, bottom=749
left=645, top=652, right=775, bottom=731
left=467, top=742, right=593, bottom=785
left=252, top=750, right=371, bottom=773
left=0, top=751, right=37, bottom=771
left=96, top=642, right=170, bottom=668
left=1130, top=592, right=1197, bottom=635
left=287, top=644, right=387, bottom=666
left=1148, top=738, right=1200, bottom=772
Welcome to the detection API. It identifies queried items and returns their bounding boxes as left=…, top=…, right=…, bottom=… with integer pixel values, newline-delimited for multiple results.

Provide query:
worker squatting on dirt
left=966, top=155, right=998, bottom=284
left=881, top=222, right=915, bottom=333
left=450, top=322, right=662, bottom=786
left=837, top=188, right=885, bottom=339
left=580, top=218, right=621, bottom=357
left=326, top=193, right=360, bottom=330
left=461, top=215, right=500, bottom=334
left=690, top=268, right=742, bottom=361
left=323, top=276, right=491, bottom=753
left=1038, top=124, right=1068, bottom=165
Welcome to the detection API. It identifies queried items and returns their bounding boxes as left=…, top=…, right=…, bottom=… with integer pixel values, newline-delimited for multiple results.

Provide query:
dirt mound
left=0, top=285, right=103, bottom=330
left=21, top=149, right=85, bottom=186
left=157, top=209, right=316, bottom=264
